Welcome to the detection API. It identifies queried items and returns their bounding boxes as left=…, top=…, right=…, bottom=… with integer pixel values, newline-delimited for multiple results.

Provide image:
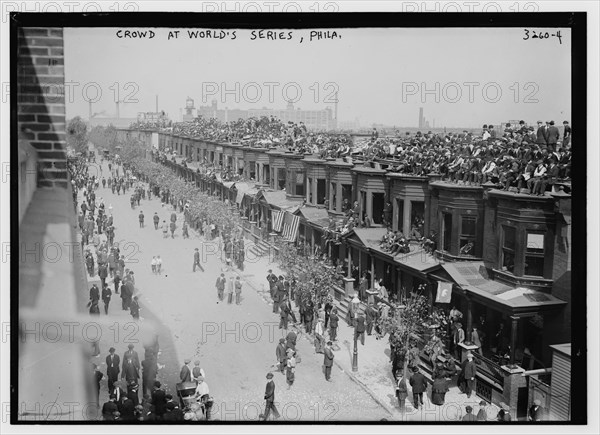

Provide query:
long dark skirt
left=286, top=368, right=295, bottom=385
left=431, top=391, right=446, bottom=406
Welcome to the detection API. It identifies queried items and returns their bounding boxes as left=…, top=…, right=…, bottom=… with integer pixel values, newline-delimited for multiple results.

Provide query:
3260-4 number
left=523, top=29, right=563, bottom=44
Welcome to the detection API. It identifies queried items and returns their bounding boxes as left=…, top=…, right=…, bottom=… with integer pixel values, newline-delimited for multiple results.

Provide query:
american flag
left=272, top=210, right=284, bottom=232
left=282, top=212, right=300, bottom=243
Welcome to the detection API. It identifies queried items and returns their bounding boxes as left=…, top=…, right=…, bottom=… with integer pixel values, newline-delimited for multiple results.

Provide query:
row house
left=143, top=130, right=571, bottom=416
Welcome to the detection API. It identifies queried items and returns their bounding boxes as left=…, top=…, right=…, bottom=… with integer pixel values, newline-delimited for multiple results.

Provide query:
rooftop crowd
left=130, top=116, right=572, bottom=194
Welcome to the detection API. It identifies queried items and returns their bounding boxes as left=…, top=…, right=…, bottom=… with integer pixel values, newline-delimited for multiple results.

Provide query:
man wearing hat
left=262, top=372, right=280, bottom=420
left=151, top=381, right=167, bottom=420
left=106, top=347, right=120, bottom=391
left=192, top=360, right=206, bottom=382
left=276, top=338, right=287, bottom=374
left=461, top=352, right=477, bottom=398
left=547, top=120, right=560, bottom=152
left=180, top=358, right=192, bottom=383
left=323, top=341, right=335, bottom=381
left=102, top=394, right=119, bottom=421
left=409, top=366, right=427, bottom=409
left=123, top=344, right=140, bottom=372
left=462, top=405, right=477, bottom=421
left=528, top=399, right=544, bottom=421
left=266, top=269, right=278, bottom=299
left=193, top=247, right=204, bottom=272
left=453, top=322, right=465, bottom=359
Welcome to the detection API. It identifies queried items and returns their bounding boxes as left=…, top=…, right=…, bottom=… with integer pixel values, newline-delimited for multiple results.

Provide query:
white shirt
left=195, top=381, right=210, bottom=397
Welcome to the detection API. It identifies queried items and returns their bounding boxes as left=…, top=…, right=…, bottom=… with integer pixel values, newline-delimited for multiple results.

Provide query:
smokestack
left=156, top=95, right=158, bottom=113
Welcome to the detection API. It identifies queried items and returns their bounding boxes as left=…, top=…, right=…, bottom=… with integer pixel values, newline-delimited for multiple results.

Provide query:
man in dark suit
left=355, top=313, right=366, bottom=345
left=323, top=341, right=335, bottom=381
left=123, top=344, right=140, bottom=372
left=92, top=363, right=104, bottom=405
left=106, top=347, right=120, bottom=391
left=266, top=269, right=278, bottom=298
left=151, top=381, right=167, bottom=420
left=276, top=338, right=287, bottom=373
left=193, top=248, right=204, bottom=272
left=329, top=308, right=339, bottom=342
left=110, top=381, right=127, bottom=412
left=101, top=284, right=111, bottom=315
left=102, top=395, right=118, bottom=420
left=262, top=372, right=280, bottom=420
left=409, top=366, right=428, bottom=409
left=462, top=352, right=477, bottom=398
left=365, top=303, right=379, bottom=336
left=180, top=358, right=192, bottom=382
left=89, top=284, right=100, bottom=304
left=535, top=121, right=548, bottom=146
left=546, top=120, right=560, bottom=152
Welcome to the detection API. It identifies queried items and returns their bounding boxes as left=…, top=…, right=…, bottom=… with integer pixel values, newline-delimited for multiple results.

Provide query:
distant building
left=182, top=97, right=197, bottom=122
left=193, top=99, right=336, bottom=131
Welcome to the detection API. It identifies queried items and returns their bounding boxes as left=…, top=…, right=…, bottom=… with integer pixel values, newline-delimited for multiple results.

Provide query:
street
left=87, top=160, right=388, bottom=421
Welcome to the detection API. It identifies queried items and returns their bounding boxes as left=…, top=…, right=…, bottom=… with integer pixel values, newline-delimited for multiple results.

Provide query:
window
left=396, top=199, right=404, bottom=233
left=330, top=182, right=337, bottom=211
left=459, top=216, right=477, bottom=255
left=342, top=184, right=353, bottom=209
left=249, top=161, right=256, bottom=180
left=287, top=169, right=305, bottom=196
left=442, top=212, right=452, bottom=252
left=501, top=226, right=516, bottom=273
left=411, top=201, right=425, bottom=235
left=372, top=192, right=385, bottom=224
left=278, top=168, right=286, bottom=190
left=524, top=232, right=545, bottom=277
left=317, top=179, right=326, bottom=205
left=307, top=178, right=313, bottom=203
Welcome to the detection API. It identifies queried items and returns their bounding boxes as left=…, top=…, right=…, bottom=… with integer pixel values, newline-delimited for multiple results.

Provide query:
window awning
left=441, top=261, right=567, bottom=315
left=232, top=182, right=256, bottom=204
left=258, top=190, right=303, bottom=212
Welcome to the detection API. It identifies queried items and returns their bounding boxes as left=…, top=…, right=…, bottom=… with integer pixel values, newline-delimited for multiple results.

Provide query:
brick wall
left=17, top=27, right=67, bottom=189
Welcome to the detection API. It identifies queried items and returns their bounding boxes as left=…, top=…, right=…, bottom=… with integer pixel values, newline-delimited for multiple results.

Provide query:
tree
left=66, top=116, right=89, bottom=154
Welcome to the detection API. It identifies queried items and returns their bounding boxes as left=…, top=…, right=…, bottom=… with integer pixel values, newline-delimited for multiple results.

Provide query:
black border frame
left=10, top=11, right=587, bottom=425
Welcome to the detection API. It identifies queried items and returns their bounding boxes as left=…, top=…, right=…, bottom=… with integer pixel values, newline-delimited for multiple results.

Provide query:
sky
left=64, top=27, right=571, bottom=128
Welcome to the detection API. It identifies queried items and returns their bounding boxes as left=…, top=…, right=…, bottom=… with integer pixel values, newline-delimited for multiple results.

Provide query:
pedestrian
left=122, top=357, right=139, bottom=385
left=162, top=220, right=169, bottom=238
left=396, top=371, right=408, bottom=414
left=460, top=352, right=477, bottom=398
left=324, top=297, right=333, bottom=328
left=92, top=363, right=104, bottom=405
left=279, top=300, right=289, bottom=330
left=127, top=381, right=140, bottom=407
left=365, top=302, right=379, bottom=335
left=98, top=264, right=108, bottom=288
left=477, top=400, right=488, bottom=421
left=276, top=338, right=287, bottom=373
left=153, top=212, right=160, bottom=230
left=89, top=284, right=100, bottom=304
left=285, top=330, right=297, bottom=353
left=191, top=360, right=206, bottom=382
left=355, top=312, right=366, bottom=345
left=102, top=395, right=118, bottom=421
left=151, top=381, right=167, bottom=420
left=266, top=269, right=278, bottom=299
left=156, top=256, right=162, bottom=274
left=227, top=275, right=235, bottom=304
left=130, top=296, right=140, bottom=320
left=453, top=322, right=465, bottom=359
left=113, top=272, right=121, bottom=295
left=409, top=366, right=427, bottom=410
left=261, top=372, right=280, bottom=421
left=151, top=256, right=157, bottom=274
left=170, top=220, right=177, bottom=238
left=314, top=317, right=325, bottom=354
left=215, top=273, right=226, bottom=301
left=235, top=276, right=242, bottom=305
left=180, top=358, right=192, bottom=383
left=182, top=221, right=189, bottom=239
left=462, top=405, right=477, bottom=421
left=329, top=307, right=339, bottom=342
left=286, top=349, right=296, bottom=389
left=471, top=325, right=482, bottom=354
left=106, top=347, right=120, bottom=392
left=102, top=284, right=112, bottom=315
left=193, top=248, right=204, bottom=272
left=431, top=372, right=449, bottom=406
left=138, top=211, right=144, bottom=228
left=323, top=341, right=335, bottom=381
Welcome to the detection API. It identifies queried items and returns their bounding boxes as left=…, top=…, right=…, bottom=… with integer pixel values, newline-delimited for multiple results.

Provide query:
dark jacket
left=463, top=360, right=477, bottom=379
left=355, top=315, right=366, bottom=333
left=409, top=372, right=428, bottom=394
left=101, top=401, right=118, bottom=420
left=180, top=364, right=191, bottom=383
left=323, top=347, right=335, bottom=367
left=151, top=388, right=167, bottom=415
left=264, top=380, right=275, bottom=402
left=106, top=354, right=120, bottom=376
left=276, top=343, right=287, bottom=362
left=329, top=313, right=339, bottom=328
